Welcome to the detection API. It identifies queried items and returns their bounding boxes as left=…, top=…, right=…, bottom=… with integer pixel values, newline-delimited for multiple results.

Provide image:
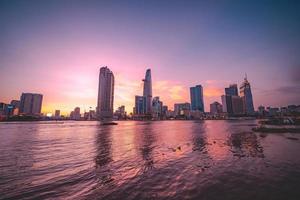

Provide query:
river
left=0, top=120, right=300, bottom=200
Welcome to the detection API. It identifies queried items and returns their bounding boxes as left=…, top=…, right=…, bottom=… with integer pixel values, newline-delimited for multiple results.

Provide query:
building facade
left=135, top=95, right=146, bottom=115
left=143, top=69, right=152, bottom=115
left=19, top=93, right=43, bottom=115
left=240, top=76, right=254, bottom=114
left=152, top=96, right=163, bottom=119
left=190, top=85, right=204, bottom=112
left=174, top=103, right=191, bottom=116
left=221, top=95, right=233, bottom=114
left=210, top=101, right=223, bottom=114
left=97, top=66, right=115, bottom=120
left=231, top=96, right=244, bottom=114
left=225, top=84, right=238, bottom=96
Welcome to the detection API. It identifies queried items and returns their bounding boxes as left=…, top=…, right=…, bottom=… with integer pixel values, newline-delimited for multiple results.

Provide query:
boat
left=100, top=121, right=118, bottom=125
left=252, top=117, right=300, bottom=133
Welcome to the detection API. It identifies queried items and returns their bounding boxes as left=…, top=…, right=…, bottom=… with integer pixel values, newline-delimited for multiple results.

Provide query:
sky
left=0, top=0, right=300, bottom=115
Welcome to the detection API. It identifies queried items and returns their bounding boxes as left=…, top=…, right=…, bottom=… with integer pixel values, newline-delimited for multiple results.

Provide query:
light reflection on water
left=0, top=120, right=300, bottom=200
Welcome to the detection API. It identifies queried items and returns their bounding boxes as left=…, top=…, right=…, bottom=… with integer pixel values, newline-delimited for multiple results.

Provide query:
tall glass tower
left=225, top=84, right=238, bottom=96
left=190, top=85, right=204, bottom=112
left=239, top=76, right=254, bottom=114
left=97, top=66, right=114, bottom=120
left=143, top=69, right=152, bottom=115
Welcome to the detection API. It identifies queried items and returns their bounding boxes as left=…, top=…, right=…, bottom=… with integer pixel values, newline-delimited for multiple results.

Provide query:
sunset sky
left=1, top=0, right=300, bottom=115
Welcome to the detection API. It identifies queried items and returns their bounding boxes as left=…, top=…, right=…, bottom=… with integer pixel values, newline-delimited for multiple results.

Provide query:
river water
left=0, top=120, right=300, bottom=200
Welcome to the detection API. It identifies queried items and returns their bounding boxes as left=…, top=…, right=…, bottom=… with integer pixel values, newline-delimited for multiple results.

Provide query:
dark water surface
left=0, top=120, right=300, bottom=200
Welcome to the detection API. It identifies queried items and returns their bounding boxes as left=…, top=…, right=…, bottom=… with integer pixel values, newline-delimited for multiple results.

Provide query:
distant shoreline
left=0, top=118, right=258, bottom=123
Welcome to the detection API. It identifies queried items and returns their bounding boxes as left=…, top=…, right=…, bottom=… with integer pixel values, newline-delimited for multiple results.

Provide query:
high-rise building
left=152, top=96, right=163, bottom=119
left=221, top=95, right=233, bottom=114
left=162, top=105, right=168, bottom=119
left=174, top=103, right=191, bottom=116
left=222, top=83, right=245, bottom=115
left=231, top=96, right=244, bottom=114
left=143, top=69, right=152, bottom=115
left=240, top=76, right=254, bottom=114
left=19, top=93, right=43, bottom=115
left=135, top=95, right=146, bottom=115
left=97, top=66, right=114, bottom=120
left=190, top=85, right=204, bottom=112
left=225, top=84, right=238, bottom=96
left=210, top=101, right=223, bottom=114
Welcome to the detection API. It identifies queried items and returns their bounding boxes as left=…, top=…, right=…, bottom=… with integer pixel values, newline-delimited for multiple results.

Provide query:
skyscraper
left=135, top=95, right=146, bottom=115
left=225, top=84, right=238, bottom=96
left=221, top=95, right=233, bottom=114
left=152, top=96, right=163, bottom=119
left=97, top=66, right=114, bottom=120
left=19, top=93, right=43, bottom=115
left=222, top=83, right=245, bottom=115
left=240, top=76, right=254, bottom=114
left=231, top=96, right=244, bottom=114
left=190, top=85, right=204, bottom=112
left=143, top=69, right=152, bottom=115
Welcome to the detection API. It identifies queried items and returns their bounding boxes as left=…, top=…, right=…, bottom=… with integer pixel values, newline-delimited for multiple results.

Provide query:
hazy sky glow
left=1, top=0, right=300, bottom=114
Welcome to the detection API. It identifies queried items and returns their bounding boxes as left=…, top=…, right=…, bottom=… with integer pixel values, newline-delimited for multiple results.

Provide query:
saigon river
left=0, top=120, right=300, bottom=200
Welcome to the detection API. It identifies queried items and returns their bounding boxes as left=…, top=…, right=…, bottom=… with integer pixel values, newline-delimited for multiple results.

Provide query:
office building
left=143, top=69, right=152, bottom=115
left=210, top=101, right=223, bottom=114
left=97, top=66, right=114, bottom=120
left=190, top=85, right=204, bottom=112
left=135, top=95, right=146, bottom=115
left=231, top=96, right=244, bottom=114
left=225, top=84, right=238, bottom=96
left=162, top=105, right=168, bottom=119
left=221, top=95, right=233, bottom=114
left=240, top=76, right=254, bottom=114
left=152, top=96, right=163, bottom=119
left=174, top=103, right=191, bottom=116
left=19, top=93, right=43, bottom=115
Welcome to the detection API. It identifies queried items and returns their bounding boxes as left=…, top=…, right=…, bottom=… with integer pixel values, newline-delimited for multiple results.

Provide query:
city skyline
left=0, top=66, right=298, bottom=116
left=1, top=0, right=300, bottom=114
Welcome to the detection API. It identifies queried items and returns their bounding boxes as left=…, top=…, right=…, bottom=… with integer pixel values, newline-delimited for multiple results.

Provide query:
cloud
left=203, top=87, right=223, bottom=97
left=253, top=85, right=300, bottom=107
left=153, top=81, right=188, bottom=102
left=275, top=86, right=300, bottom=94
left=205, top=80, right=218, bottom=84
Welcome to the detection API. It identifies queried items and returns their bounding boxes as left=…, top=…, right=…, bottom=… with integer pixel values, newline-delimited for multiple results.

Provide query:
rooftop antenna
left=245, top=73, right=248, bottom=81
